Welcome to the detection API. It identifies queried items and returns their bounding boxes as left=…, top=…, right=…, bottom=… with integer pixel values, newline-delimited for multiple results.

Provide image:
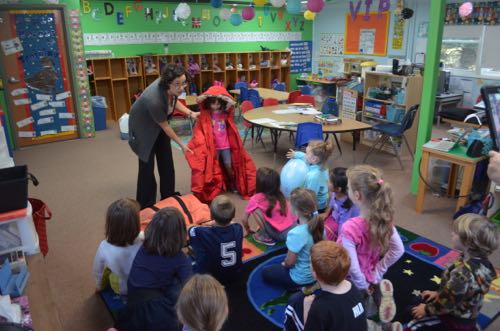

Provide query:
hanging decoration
left=230, top=6, right=243, bottom=26
left=287, top=0, right=302, bottom=15
left=254, top=0, right=267, bottom=7
left=307, top=0, right=325, bottom=13
left=242, top=5, right=256, bottom=21
left=220, top=8, right=231, bottom=20
left=270, top=0, right=286, bottom=8
left=210, top=0, right=223, bottom=8
left=445, top=2, right=498, bottom=25
left=459, top=2, right=473, bottom=18
left=304, top=10, right=316, bottom=20
left=175, top=3, right=191, bottom=20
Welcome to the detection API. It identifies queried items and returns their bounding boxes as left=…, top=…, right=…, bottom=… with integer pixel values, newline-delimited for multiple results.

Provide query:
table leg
left=416, top=151, right=430, bottom=213
left=352, top=131, right=358, bottom=151
left=273, top=130, right=279, bottom=154
left=447, top=164, right=458, bottom=197
left=457, top=164, right=474, bottom=212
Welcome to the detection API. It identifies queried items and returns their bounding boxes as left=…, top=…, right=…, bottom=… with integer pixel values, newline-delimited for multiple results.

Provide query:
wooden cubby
left=87, top=51, right=291, bottom=121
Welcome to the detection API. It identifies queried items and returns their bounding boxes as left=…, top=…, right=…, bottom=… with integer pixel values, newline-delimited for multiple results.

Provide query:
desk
left=229, top=88, right=289, bottom=102
left=25, top=254, right=64, bottom=331
left=435, top=93, right=463, bottom=123
left=416, top=145, right=487, bottom=213
left=242, top=104, right=372, bottom=153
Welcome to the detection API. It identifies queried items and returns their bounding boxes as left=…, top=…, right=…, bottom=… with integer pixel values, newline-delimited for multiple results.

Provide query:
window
left=441, top=38, right=480, bottom=71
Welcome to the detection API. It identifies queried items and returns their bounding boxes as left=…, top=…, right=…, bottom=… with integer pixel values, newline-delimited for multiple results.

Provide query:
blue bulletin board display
left=289, top=41, right=312, bottom=74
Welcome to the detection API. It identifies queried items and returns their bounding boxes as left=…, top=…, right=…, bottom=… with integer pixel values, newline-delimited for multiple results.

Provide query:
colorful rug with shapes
left=246, top=227, right=498, bottom=329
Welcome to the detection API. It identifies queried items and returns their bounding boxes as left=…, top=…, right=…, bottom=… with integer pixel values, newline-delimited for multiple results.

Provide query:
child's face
left=305, top=146, right=319, bottom=164
left=451, top=231, right=465, bottom=252
left=347, top=183, right=361, bottom=205
left=210, top=99, right=222, bottom=112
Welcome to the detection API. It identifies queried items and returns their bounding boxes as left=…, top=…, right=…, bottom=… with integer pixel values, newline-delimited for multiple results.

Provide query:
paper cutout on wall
left=289, top=40, right=312, bottom=74
left=18, top=131, right=36, bottom=138
left=11, top=88, right=28, bottom=96
left=16, top=117, right=35, bottom=128
left=392, top=14, right=405, bottom=50
left=13, top=98, right=31, bottom=106
left=319, top=33, right=344, bottom=56
left=1, top=37, right=23, bottom=56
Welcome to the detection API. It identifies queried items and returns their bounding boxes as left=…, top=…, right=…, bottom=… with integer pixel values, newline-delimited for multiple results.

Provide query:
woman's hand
left=421, top=290, right=438, bottom=303
left=189, top=111, right=200, bottom=120
left=180, top=143, right=193, bottom=154
left=412, top=303, right=427, bottom=319
left=286, top=149, right=295, bottom=159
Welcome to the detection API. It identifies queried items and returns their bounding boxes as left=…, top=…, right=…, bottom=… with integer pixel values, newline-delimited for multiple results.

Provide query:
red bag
left=140, top=194, right=211, bottom=231
left=28, top=198, right=52, bottom=256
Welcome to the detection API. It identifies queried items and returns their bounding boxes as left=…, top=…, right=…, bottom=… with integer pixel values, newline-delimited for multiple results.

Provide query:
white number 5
left=220, top=241, right=236, bottom=267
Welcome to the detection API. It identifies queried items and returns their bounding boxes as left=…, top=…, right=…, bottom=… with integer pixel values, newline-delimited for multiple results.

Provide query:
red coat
left=185, top=86, right=256, bottom=203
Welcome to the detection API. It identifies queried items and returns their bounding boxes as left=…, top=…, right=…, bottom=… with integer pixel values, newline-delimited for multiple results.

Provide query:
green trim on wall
left=410, top=0, right=446, bottom=194
left=0, top=90, right=14, bottom=150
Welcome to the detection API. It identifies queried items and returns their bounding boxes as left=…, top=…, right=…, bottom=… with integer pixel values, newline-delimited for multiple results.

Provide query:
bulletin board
left=344, top=12, right=390, bottom=56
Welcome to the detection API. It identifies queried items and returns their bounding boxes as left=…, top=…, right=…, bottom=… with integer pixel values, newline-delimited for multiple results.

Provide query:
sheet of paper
left=37, top=117, right=54, bottom=125
left=49, top=101, right=66, bottom=108
left=251, top=118, right=277, bottom=124
left=36, top=94, right=52, bottom=101
left=55, top=91, right=71, bottom=100
left=18, top=131, right=36, bottom=138
left=272, top=109, right=301, bottom=114
left=40, top=130, right=57, bottom=136
left=31, top=101, right=48, bottom=111
left=16, top=117, right=34, bottom=128
left=39, top=108, right=57, bottom=116
left=59, top=112, right=75, bottom=119
left=299, top=108, right=322, bottom=115
left=61, top=125, right=77, bottom=132
left=13, top=98, right=30, bottom=106
left=1, top=37, right=23, bottom=56
left=11, top=88, right=28, bottom=96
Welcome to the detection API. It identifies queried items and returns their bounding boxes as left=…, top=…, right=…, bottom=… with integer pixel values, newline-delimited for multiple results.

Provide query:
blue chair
left=295, top=122, right=323, bottom=149
left=248, top=89, right=262, bottom=108
left=238, top=86, right=249, bottom=102
left=300, top=85, right=313, bottom=95
left=273, top=82, right=286, bottom=92
left=363, top=104, right=419, bottom=170
left=321, top=99, right=339, bottom=116
left=234, top=81, right=248, bottom=90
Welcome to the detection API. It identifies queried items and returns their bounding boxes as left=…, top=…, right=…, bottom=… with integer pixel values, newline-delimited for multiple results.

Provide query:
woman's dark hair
left=330, top=167, right=353, bottom=210
left=159, top=64, right=188, bottom=90
left=144, top=207, right=187, bottom=257
left=256, top=167, right=287, bottom=217
left=202, top=96, right=228, bottom=111
left=105, top=198, right=140, bottom=246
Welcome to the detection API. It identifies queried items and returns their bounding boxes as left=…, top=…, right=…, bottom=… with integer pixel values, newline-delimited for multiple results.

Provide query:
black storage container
left=0, top=165, right=38, bottom=213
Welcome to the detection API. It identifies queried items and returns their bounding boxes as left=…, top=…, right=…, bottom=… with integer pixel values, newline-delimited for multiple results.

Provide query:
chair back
left=287, top=90, right=302, bottom=103
left=234, top=81, right=248, bottom=90
left=240, top=100, right=254, bottom=128
left=295, top=122, right=323, bottom=148
left=300, top=85, right=313, bottom=95
left=239, top=86, right=249, bottom=102
left=321, top=99, right=339, bottom=116
left=295, top=95, right=316, bottom=107
left=399, top=104, right=419, bottom=135
left=248, top=89, right=262, bottom=108
left=263, top=98, right=279, bottom=106
left=274, top=83, right=286, bottom=91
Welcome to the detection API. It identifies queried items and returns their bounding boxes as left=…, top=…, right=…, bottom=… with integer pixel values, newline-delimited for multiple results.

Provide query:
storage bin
left=91, top=96, right=108, bottom=131
left=0, top=166, right=38, bottom=214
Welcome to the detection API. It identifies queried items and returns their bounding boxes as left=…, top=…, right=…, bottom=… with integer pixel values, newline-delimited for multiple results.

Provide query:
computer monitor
left=481, top=85, right=500, bottom=150
left=437, top=70, right=450, bottom=94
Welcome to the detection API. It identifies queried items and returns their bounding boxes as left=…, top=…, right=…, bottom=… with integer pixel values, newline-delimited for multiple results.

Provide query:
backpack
left=140, top=194, right=211, bottom=231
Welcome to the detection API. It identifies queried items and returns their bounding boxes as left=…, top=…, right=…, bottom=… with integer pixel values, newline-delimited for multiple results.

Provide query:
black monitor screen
left=481, top=86, right=500, bottom=150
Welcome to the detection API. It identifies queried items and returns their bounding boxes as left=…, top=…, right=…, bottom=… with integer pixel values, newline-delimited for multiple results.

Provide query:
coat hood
left=196, top=85, right=235, bottom=110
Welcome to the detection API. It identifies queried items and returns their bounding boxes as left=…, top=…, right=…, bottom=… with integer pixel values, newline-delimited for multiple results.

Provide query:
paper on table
left=272, top=109, right=301, bottom=114
left=299, top=108, right=322, bottom=115
left=251, top=118, right=277, bottom=124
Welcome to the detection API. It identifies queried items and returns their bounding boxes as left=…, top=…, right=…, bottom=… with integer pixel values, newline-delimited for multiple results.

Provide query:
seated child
left=284, top=241, right=367, bottom=331
left=176, top=274, right=228, bottom=331
left=242, top=167, right=297, bottom=246
left=93, top=198, right=142, bottom=295
left=286, top=139, right=334, bottom=212
left=407, top=213, right=498, bottom=331
left=186, top=85, right=256, bottom=203
left=189, top=195, right=243, bottom=284
left=262, top=188, right=323, bottom=291
left=321, top=167, right=359, bottom=241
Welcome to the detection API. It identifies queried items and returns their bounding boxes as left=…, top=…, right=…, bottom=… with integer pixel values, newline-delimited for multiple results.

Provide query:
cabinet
left=87, top=51, right=291, bottom=121
left=87, top=57, right=144, bottom=121
left=361, top=72, right=423, bottom=157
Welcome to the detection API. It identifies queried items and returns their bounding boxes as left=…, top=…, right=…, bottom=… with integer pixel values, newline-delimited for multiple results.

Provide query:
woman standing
left=128, top=64, right=199, bottom=208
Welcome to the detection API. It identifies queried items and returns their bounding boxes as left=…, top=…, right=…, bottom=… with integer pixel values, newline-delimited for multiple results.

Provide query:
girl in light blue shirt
left=286, top=139, right=334, bottom=212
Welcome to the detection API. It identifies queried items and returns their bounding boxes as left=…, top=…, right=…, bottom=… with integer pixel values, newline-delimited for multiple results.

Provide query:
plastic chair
left=241, top=100, right=265, bottom=149
left=171, top=98, right=193, bottom=134
left=295, top=95, right=316, bottom=107
left=300, top=85, right=313, bottom=95
left=248, top=89, right=262, bottom=108
left=263, top=98, right=279, bottom=106
left=234, top=81, right=248, bottom=90
left=273, top=82, right=286, bottom=91
left=295, top=122, right=323, bottom=149
left=321, top=98, right=339, bottom=116
left=287, top=90, right=302, bottom=104
left=363, top=104, right=420, bottom=170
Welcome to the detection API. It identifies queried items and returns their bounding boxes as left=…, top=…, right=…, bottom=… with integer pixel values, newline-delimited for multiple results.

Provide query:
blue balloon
left=210, top=0, right=223, bottom=8
left=286, top=0, right=302, bottom=15
left=230, top=13, right=243, bottom=26
left=280, top=158, right=309, bottom=198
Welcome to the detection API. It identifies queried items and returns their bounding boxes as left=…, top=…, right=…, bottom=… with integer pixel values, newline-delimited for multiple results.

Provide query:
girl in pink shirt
left=337, top=165, right=404, bottom=324
left=242, top=167, right=297, bottom=246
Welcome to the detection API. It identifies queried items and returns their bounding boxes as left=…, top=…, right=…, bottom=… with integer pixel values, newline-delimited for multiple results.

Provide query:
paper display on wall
left=359, top=29, right=375, bottom=54
left=319, top=33, right=344, bottom=56
left=1, top=37, right=23, bottom=56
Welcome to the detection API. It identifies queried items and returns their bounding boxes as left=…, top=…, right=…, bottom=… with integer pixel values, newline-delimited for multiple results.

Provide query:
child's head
left=256, top=167, right=287, bottom=217
left=329, top=167, right=353, bottom=209
left=210, top=195, right=235, bottom=226
left=453, top=213, right=499, bottom=257
left=176, top=274, right=228, bottom=331
left=290, top=188, right=324, bottom=243
left=203, top=96, right=227, bottom=112
left=311, top=241, right=350, bottom=286
left=347, top=165, right=394, bottom=253
left=144, top=207, right=187, bottom=257
left=305, top=140, right=334, bottom=167
left=105, top=198, right=140, bottom=247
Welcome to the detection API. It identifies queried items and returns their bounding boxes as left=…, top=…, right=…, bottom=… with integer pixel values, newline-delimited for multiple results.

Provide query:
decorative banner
left=289, top=40, right=312, bottom=73
left=392, top=16, right=405, bottom=50
left=445, top=1, right=499, bottom=25
left=319, top=33, right=344, bottom=56
left=83, top=31, right=302, bottom=45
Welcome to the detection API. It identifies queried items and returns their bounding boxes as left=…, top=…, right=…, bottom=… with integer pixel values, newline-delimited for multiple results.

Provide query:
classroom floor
left=13, top=121, right=499, bottom=331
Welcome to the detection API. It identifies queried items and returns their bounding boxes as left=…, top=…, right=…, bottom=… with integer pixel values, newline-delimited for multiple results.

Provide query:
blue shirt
left=287, top=224, right=314, bottom=285
left=329, top=193, right=360, bottom=231
left=294, top=152, right=329, bottom=210
left=188, top=223, right=243, bottom=284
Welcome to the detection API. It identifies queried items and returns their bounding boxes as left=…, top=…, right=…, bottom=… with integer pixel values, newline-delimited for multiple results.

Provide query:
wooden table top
left=229, top=88, right=289, bottom=102
left=243, top=104, right=372, bottom=133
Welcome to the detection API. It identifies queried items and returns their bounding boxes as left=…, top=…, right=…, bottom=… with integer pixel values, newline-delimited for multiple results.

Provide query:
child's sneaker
left=252, top=233, right=276, bottom=246
left=379, top=279, right=396, bottom=323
